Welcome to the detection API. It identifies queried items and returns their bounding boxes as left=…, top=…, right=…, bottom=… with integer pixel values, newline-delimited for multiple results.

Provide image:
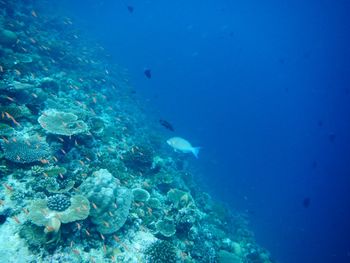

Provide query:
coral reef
left=0, top=1, right=274, bottom=262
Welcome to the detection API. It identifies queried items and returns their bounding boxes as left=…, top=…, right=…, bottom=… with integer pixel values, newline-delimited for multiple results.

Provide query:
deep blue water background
left=51, top=0, right=350, bottom=262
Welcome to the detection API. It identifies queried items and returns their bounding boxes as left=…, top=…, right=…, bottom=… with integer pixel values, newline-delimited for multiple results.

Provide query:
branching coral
left=145, top=240, right=177, bottom=263
left=38, top=109, right=89, bottom=136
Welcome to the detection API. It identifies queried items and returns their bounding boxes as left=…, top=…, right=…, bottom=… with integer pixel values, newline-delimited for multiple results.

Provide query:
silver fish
left=166, top=137, right=200, bottom=158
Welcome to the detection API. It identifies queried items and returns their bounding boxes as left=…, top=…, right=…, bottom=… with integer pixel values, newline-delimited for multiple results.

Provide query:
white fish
left=166, top=137, right=200, bottom=158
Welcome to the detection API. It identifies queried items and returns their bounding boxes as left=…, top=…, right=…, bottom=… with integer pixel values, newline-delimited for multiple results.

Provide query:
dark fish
left=159, top=119, right=175, bottom=131
left=144, top=69, right=152, bottom=79
left=303, top=197, right=311, bottom=208
left=120, top=0, right=134, bottom=13
left=127, top=5, right=134, bottom=13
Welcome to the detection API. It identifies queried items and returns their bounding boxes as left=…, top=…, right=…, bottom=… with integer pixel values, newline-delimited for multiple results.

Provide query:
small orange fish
left=3, top=183, right=13, bottom=191
left=72, top=249, right=80, bottom=255
left=14, top=69, right=21, bottom=76
left=5, top=96, right=15, bottom=102
left=13, top=216, right=21, bottom=224
left=100, top=233, right=105, bottom=241
left=1, top=137, right=9, bottom=143
left=75, top=222, right=81, bottom=230
left=102, top=221, right=110, bottom=228
left=92, top=202, right=98, bottom=210
left=85, top=229, right=91, bottom=236
left=39, top=159, right=49, bottom=164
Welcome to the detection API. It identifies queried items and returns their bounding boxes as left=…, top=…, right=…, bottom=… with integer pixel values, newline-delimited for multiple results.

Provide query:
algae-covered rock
left=147, top=198, right=162, bottom=209
left=132, top=188, right=150, bottom=202
left=78, top=169, right=133, bottom=234
left=123, top=146, right=154, bottom=173
left=0, top=29, right=17, bottom=46
left=167, top=188, right=193, bottom=209
left=155, top=217, right=176, bottom=237
left=38, top=109, right=89, bottom=136
left=0, top=123, right=14, bottom=136
left=217, top=250, right=242, bottom=263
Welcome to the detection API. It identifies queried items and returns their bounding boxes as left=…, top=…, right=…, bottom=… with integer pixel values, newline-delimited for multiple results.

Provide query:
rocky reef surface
left=0, top=1, right=275, bottom=262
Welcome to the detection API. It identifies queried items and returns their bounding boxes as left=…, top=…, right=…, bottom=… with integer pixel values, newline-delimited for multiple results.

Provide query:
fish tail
left=192, top=147, right=201, bottom=158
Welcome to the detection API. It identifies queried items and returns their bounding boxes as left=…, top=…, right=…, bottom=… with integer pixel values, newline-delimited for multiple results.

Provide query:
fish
left=144, top=69, right=152, bottom=79
left=159, top=119, right=175, bottom=131
left=166, top=137, right=200, bottom=158
left=127, top=5, right=134, bottom=13
left=120, top=0, right=134, bottom=13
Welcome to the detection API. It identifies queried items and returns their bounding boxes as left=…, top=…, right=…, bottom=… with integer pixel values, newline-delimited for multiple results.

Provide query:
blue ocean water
left=46, top=0, right=350, bottom=262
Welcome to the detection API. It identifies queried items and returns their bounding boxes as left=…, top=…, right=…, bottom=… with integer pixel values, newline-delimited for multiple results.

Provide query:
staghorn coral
left=28, top=195, right=90, bottom=233
left=78, top=169, right=133, bottom=234
left=0, top=136, right=51, bottom=164
left=38, top=109, right=89, bottom=136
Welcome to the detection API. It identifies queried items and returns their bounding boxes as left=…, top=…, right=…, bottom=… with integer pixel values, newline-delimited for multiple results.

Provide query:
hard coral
left=0, top=136, right=51, bottom=164
left=38, top=109, right=89, bottom=136
left=78, top=169, right=133, bottom=234
left=28, top=195, right=90, bottom=233
left=145, top=240, right=177, bottom=263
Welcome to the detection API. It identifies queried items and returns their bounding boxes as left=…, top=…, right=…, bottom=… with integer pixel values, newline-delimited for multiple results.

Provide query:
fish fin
left=192, top=147, right=201, bottom=158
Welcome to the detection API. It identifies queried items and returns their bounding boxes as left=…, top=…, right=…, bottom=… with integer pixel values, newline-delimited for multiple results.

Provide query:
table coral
left=38, top=109, right=89, bottom=136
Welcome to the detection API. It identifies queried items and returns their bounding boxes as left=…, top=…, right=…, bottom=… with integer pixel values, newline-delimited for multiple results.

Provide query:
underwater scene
left=1, top=0, right=349, bottom=263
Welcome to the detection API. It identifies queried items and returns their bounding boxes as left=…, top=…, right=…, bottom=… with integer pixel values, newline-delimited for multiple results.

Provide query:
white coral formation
left=78, top=169, right=133, bottom=234
left=28, top=195, right=90, bottom=232
left=38, top=109, right=89, bottom=136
